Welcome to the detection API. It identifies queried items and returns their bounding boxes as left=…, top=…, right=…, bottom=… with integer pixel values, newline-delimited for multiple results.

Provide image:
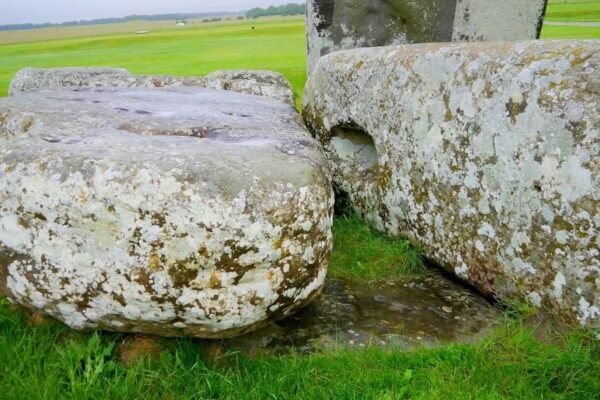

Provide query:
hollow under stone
left=330, top=126, right=379, bottom=174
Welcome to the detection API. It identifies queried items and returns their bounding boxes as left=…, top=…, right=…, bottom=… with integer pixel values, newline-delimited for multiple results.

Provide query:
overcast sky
left=1, top=0, right=299, bottom=25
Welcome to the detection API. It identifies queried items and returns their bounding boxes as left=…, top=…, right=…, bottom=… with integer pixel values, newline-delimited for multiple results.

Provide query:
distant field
left=0, top=16, right=307, bottom=101
left=0, top=18, right=249, bottom=45
left=1, top=8, right=600, bottom=101
left=547, top=0, right=600, bottom=22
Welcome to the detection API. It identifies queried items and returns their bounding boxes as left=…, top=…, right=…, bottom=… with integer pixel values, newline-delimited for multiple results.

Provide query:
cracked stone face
left=303, top=40, right=600, bottom=328
left=307, top=0, right=548, bottom=75
left=0, top=87, right=334, bottom=338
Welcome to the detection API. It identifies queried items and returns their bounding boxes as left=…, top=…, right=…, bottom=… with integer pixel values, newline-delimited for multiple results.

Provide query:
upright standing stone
left=307, top=0, right=548, bottom=75
left=453, top=0, right=547, bottom=42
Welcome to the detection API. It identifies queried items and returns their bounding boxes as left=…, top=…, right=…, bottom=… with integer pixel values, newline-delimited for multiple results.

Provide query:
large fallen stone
left=0, top=87, right=333, bottom=338
left=303, top=40, right=600, bottom=327
left=307, top=0, right=548, bottom=75
left=9, top=67, right=296, bottom=106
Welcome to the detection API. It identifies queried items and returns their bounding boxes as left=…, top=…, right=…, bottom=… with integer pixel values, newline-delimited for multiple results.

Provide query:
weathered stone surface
left=307, top=0, right=548, bottom=75
left=0, top=87, right=333, bottom=338
left=198, top=70, right=296, bottom=107
left=8, top=67, right=134, bottom=94
left=303, top=40, right=600, bottom=327
left=9, top=67, right=296, bottom=106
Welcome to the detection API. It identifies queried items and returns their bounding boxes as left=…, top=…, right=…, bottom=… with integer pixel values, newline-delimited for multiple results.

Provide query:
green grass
left=1, top=13, right=600, bottom=400
left=329, top=215, right=423, bottom=283
left=1, top=297, right=599, bottom=399
left=547, top=0, right=600, bottom=22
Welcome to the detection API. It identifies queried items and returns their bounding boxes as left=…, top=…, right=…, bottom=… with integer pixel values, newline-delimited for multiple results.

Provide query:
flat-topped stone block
left=9, top=67, right=296, bottom=106
left=307, top=0, right=548, bottom=75
left=0, top=87, right=333, bottom=338
left=303, top=40, right=600, bottom=327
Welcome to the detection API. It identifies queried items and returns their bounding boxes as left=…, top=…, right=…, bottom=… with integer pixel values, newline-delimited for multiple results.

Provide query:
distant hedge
left=246, top=3, right=305, bottom=19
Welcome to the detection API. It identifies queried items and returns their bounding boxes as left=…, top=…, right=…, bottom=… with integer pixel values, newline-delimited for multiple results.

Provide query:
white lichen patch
left=303, top=40, right=600, bottom=327
left=0, top=87, right=334, bottom=338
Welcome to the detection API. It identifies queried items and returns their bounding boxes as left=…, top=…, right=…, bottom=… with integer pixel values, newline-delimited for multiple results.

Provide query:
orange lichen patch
left=27, top=311, right=48, bottom=327
left=117, top=335, right=163, bottom=365
left=148, top=253, right=160, bottom=272
left=209, top=271, right=222, bottom=289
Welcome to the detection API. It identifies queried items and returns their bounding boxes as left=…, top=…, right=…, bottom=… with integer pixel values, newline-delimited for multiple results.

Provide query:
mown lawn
left=1, top=10, right=600, bottom=400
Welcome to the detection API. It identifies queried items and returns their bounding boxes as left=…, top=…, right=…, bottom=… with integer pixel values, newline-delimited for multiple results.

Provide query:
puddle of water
left=210, top=273, right=503, bottom=355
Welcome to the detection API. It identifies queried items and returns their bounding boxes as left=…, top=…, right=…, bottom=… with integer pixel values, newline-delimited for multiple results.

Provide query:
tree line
left=0, top=12, right=240, bottom=31
left=246, top=3, right=306, bottom=19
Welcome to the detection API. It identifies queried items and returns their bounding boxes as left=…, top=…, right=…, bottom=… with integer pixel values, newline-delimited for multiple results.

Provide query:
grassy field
left=547, top=0, right=600, bottom=22
left=0, top=16, right=307, bottom=102
left=1, top=6, right=600, bottom=400
left=1, top=9, right=600, bottom=101
left=0, top=18, right=241, bottom=45
left=542, top=24, right=600, bottom=38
